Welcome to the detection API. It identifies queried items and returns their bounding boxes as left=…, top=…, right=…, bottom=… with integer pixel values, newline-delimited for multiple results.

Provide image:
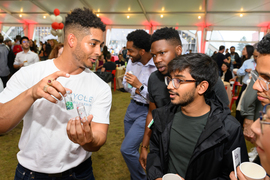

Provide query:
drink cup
left=239, top=162, right=266, bottom=180
left=162, top=173, right=182, bottom=180
left=127, top=71, right=133, bottom=88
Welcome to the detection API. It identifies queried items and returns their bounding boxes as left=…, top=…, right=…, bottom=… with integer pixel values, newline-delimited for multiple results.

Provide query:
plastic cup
left=162, top=173, right=182, bottom=180
left=239, top=162, right=266, bottom=180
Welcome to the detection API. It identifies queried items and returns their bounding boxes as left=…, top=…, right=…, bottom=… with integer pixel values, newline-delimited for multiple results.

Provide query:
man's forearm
left=0, top=89, right=35, bottom=134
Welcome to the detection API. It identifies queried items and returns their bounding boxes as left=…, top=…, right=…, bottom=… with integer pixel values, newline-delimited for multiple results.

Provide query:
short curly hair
left=64, top=8, right=106, bottom=39
left=126, top=29, right=151, bottom=52
left=257, top=33, right=270, bottom=54
left=150, top=27, right=182, bottom=46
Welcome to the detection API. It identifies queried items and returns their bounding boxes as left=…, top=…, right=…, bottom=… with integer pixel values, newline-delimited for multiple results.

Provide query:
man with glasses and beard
left=139, top=27, right=229, bottom=170
left=146, top=53, right=248, bottom=180
left=230, top=33, right=270, bottom=180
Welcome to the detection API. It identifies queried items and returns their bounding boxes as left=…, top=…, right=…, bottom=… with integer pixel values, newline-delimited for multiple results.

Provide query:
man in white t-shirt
left=13, top=36, right=39, bottom=69
left=0, top=8, right=111, bottom=180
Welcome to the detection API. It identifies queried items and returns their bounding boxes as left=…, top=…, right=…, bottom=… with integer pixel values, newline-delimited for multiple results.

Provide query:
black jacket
left=227, top=52, right=241, bottom=69
left=146, top=97, right=248, bottom=180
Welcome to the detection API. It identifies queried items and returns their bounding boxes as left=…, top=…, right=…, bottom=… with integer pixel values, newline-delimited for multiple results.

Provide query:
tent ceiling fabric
left=0, top=0, right=269, bottom=29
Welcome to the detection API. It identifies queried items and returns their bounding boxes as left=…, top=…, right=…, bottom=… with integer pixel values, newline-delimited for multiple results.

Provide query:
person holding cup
left=146, top=53, right=248, bottom=180
left=230, top=34, right=270, bottom=180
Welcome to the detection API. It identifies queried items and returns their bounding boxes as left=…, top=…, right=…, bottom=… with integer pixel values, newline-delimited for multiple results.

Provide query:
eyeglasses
left=251, top=71, right=270, bottom=91
left=22, top=41, right=29, bottom=44
left=164, top=76, right=196, bottom=89
left=259, top=104, right=270, bottom=134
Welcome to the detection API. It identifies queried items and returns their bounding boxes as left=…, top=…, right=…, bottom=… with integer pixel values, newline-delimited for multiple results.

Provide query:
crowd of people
left=0, top=34, right=65, bottom=89
left=1, top=6, right=270, bottom=180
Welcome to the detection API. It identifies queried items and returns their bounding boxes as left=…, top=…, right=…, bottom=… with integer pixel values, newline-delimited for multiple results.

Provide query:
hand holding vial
left=66, top=103, right=94, bottom=146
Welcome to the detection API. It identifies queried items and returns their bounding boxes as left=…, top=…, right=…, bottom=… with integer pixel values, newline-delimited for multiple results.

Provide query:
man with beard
left=139, top=27, right=229, bottom=170
left=0, top=8, right=111, bottom=180
left=120, top=29, right=156, bottom=180
left=146, top=53, right=248, bottom=180
left=230, top=33, right=270, bottom=180
left=13, top=36, right=39, bottom=70
left=227, top=46, right=241, bottom=70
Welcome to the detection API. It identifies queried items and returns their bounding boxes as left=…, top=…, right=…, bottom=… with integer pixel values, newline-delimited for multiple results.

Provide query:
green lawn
left=0, top=90, right=253, bottom=179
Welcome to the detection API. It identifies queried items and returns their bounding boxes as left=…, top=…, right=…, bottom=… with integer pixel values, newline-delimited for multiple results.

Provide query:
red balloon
left=51, top=22, right=59, bottom=29
left=54, top=9, right=60, bottom=16
left=58, top=23, right=64, bottom=29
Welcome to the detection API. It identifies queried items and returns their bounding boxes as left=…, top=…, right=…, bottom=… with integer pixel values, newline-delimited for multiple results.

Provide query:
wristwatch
left=139, top=85, right=144, bottom=92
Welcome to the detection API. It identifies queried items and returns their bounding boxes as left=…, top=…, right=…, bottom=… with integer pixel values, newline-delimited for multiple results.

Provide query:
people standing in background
left=220, top=62, right=233, bottom=82
left=12, top=35, right=22, bottom=55
left=101, top=54, right=116, bottom=72
left=102, top=45, right=110, bottom=62
left=215, top=45, right=230, bottom=76
left=240, top=45, right=254, bottom=65
left=234, top=45, right=255, bottom=126
left=227, top=46, right=241, bottom=70
left=49, top=39, right=58, bottom=50
left=122, top=46, right=129, bottom=62
left=29, top=39, right=38, bottom=53
left=39, top=43, right=48, bottom=61
left=96, top=54, right=105, bottom=72
left=4, top=39, right=16, bottom=76
left=13, top=36, right=39, bottom=70
left=0, top=35, right=10, bottom=87
left=48, top=43, right=64, bottom=59
left=116, top=54, right=125, bottom=67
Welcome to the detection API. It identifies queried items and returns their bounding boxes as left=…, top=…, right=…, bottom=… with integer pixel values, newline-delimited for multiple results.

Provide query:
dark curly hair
left=257, top=33, right=270, bottom=54
left=168, top=53, right=218, bottom=96
left=150, top=27, right=182, bottom=46
left=126, top=29, right=151, bottom=52
left=64, top=8, right=106, bottom=38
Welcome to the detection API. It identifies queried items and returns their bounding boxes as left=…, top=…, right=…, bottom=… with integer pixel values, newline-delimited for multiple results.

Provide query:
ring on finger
left=47, top=78, right=55, bottom=86
left=43, top=85, right=49, bottom=93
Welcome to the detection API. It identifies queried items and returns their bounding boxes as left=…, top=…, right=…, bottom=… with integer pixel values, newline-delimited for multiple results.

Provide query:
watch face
left=140, top=85, right=144, bottom=91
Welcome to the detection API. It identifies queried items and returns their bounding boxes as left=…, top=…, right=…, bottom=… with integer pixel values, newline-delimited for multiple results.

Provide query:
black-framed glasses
left=259, top=104, right=270, bottom=134
left=251, top=71, right=270, bottom=91
left=164, top=76, right=196, bottom=89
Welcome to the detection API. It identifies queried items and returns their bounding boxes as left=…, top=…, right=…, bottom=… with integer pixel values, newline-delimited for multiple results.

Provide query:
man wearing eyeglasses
left=230, top=33, right=270, bottom=180
left=146, top=53, right=248, bottom=180
left=139, top=27, right=229, bottom=170
left=13, top=36, right=39, bottom=70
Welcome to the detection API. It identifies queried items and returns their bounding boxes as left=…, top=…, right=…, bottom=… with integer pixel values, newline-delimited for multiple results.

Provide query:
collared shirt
left=0, top=43, right=10, bottom=76
left=14, top=49, right=39, bottom=67
left=237, top=58, right=256, bottom=84
left=123, top=58, right=157, bottom=104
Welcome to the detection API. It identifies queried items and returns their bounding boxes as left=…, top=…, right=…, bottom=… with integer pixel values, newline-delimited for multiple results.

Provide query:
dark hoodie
left=146, top=96, right=248, bottom=180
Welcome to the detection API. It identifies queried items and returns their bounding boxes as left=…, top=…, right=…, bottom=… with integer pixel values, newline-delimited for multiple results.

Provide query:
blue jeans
left=120, top=100, right=148, bottom=180
left=14, top=157, right=95, bottom=180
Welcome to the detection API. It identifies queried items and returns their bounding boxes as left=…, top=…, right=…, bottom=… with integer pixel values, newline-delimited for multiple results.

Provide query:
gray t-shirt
left=168, top=107, right=209, bottom=178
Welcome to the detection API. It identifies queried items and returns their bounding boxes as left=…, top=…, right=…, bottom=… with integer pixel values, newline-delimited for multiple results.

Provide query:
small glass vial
left=127, top=70, right=133, bottom=88
left=64, top=91, right=74, bottom=110
left=76, top=103, right=87, bottom=122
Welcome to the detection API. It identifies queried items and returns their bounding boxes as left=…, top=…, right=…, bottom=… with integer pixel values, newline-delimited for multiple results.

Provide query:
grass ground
left=0, top=90, right=253, bottom=179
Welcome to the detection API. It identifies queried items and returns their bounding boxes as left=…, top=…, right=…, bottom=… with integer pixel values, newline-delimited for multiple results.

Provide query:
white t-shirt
left=14, top=49, right=39, bottom=66
left=0, top=59, right=112, bottom=173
